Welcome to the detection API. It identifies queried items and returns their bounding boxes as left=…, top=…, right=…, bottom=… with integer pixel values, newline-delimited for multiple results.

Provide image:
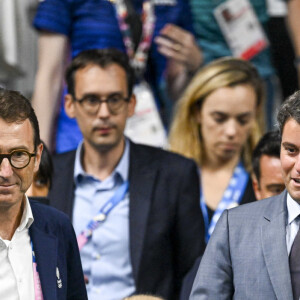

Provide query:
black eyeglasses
left=73, top=94, right=130, bottom=115
left=0, top=149, right=36, bottom=169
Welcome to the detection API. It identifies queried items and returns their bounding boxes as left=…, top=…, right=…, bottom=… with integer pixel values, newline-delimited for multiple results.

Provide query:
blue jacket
left=29, top=200, right=87, bottom=300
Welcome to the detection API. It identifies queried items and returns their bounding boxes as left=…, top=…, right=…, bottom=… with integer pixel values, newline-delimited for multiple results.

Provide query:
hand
left=154, top=24, right=203, bottom=74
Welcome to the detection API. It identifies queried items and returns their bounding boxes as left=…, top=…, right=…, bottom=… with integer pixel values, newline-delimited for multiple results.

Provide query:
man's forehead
left=76, top=63, right=126, bottom=77
left=74, top=63, right=128, bottom=97
left=282, top=118, right=300, bottom=141
left=0, top=118, right=35, bottom=150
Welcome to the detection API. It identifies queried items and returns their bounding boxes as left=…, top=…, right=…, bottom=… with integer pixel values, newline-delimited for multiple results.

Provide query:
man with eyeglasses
left=0, top=89, right=87, bottom=299
left=48, top=48, right=205, bottom=300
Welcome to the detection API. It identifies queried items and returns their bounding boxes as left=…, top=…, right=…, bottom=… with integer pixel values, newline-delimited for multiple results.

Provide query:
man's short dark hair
left=252, top=130, right=281, bottom=181
left=277, top=90, right=300, bottom=138
left=0, top=88, right=40, bottom=150
left=65, top=48, right=135, bottom=98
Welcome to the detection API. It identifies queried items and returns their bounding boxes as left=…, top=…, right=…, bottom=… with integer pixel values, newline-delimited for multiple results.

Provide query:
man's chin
left=91, top=136, right=124, bottom=153
left=287, top=187, right=300, bottom=204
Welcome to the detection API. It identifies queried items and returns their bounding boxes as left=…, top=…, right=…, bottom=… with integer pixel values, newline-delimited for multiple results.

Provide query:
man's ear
left=34, top=143, right=43, bottom=173
left=251, top=174, right=261, bottom=200
left=65, top=94, right=76, bottom=119
left=127, top=94, right=136, bottom=118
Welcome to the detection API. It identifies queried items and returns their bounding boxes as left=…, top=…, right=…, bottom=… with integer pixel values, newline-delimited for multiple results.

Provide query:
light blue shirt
left=286, top=193, right=300, bottom=255
left=72, top=139, right=135, bottom=300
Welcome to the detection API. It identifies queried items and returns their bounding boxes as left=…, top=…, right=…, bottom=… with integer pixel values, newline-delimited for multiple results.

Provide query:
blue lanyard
left=200, top=162, right=249, bottom=243
left=79, top=181, right=129, bottom=243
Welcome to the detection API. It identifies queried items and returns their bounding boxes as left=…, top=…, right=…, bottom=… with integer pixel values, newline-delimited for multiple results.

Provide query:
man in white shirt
left=190, top=90, right=300, bottom=299
left=0, top=88, right=87, bottom=300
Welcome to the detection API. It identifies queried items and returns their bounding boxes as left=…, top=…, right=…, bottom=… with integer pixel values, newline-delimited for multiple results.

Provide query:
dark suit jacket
left=48, top=141, right=205, bottom=299
left=29, top=200, right=87, bottom=300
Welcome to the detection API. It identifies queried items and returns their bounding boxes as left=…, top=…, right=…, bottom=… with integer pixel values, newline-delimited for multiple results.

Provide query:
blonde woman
left=169, top=58, right=264, bottom=242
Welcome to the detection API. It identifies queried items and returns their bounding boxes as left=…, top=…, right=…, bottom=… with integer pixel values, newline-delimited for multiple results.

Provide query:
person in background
left=48, top=48, right=205, bottom=300
left=190, top=90, right=300, bottom=300
left=169, top=57, right=264, bottom=243
left=267, top=0, right=298, bottom=100
left=0, top=88, right=87, bottom=300
left=32, top=0, right=196, bottom=152
left=252, top=130, right=285, bottom=200
left=156, top=0, right=300, bottom=130
left=27, top=140, right=53, bottom=198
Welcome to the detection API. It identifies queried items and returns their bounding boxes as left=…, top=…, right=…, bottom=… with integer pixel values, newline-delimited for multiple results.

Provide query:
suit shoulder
left=131, top=142, right=197, bottom=167
left=30, top=200, right=72, bottom=227
left=52, top=150, right=76, bottom=164
left=228, top=192, right=284, bottom=218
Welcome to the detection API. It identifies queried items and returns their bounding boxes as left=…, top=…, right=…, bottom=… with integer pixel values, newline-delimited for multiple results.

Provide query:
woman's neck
left=202, top=153, right=240, bottom=173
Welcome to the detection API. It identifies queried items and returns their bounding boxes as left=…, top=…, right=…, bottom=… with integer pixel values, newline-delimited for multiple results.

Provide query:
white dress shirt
left=286, top=193, right=300, bottom=255
left=0, top=197, right=35, bottom=300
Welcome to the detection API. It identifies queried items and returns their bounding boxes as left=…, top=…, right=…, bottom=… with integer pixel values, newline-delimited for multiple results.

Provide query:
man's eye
left=84, top=97, right=99, bottom=105
left=286, top=147, right=297, bottom=154
left=108, top=96, right=122, bottom=104
left=12, top=151, right=27, bottom=159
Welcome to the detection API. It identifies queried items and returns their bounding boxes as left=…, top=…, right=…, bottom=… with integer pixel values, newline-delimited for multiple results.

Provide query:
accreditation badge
left=214, top=0, right=269, bottom=60
left=125, top=81, right=167, bottom=148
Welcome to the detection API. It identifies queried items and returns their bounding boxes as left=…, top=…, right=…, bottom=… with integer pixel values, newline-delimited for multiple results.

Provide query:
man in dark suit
left=0, top=88, right=87, bottom=299
left=48, top=48, right=205, bottom=300
left=190, top=91, right=300, bottom=299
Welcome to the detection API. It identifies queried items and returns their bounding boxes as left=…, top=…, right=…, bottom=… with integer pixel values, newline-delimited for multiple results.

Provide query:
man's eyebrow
left=0, top=146, right=31, bottom=153
left=282, top=142, right=296, bottom=147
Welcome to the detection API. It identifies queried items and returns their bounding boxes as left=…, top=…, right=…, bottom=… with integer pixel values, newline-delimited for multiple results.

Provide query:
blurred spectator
left=252, top=130, right=285, bottom=199
left=32, top=0, right=195, bottom=152
left=27, top=140, right=53, bottom=198
left=286, top=0, right=300, bottom=87
left=156, top=0, right=300, bottom=129
left=169, top=57, right=263, bottom=242
left=267, top=0, right=298, bottom=100
left=48, top=48, right=205, bottom=299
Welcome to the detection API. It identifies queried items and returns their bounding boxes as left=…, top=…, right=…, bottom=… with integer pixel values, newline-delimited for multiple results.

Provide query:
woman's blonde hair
left=169, top=57, right=264, bottom=170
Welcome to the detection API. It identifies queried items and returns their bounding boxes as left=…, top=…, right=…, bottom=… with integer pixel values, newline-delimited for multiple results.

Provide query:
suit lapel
left=261, top=192, right=293, bottom=300
left=49, top=151, right=76, bottom=219
left=128, top=142, right=157, bottom=284
left=30, top=223, right=57, bottom=300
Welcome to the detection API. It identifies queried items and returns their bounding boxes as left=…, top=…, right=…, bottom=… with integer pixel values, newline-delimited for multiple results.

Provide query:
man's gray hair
left=277, top=90, right=300, bottom=138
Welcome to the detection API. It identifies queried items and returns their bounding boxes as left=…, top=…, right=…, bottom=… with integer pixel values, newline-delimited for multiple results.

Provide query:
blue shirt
left=72, top=139, right=135, bottom=300
left=33, top=0, right=194, bottom=153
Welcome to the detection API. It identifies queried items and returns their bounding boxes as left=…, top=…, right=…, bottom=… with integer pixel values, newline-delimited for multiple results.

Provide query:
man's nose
left=0, top=158, right=13, bottom=177
left=96, top=102, right=110, bottom=118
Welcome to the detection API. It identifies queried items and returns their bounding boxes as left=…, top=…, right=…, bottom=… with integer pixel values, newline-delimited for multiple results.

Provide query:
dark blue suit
left=48, top=141, right=205, bottom=299
left=29, top=200, right=87, bottom=300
